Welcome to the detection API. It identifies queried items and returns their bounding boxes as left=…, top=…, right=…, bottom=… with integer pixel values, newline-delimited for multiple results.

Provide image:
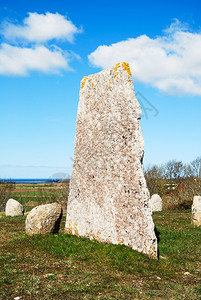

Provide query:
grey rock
left=65, top=62, right=157, bottom=258
left=25, top=203, right=62, bottom=235
left=5, top=198, right=24, bottom=217
left=150, top=194, right=163, bottom=211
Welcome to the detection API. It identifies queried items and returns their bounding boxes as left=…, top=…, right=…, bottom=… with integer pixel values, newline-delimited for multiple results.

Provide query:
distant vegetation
left=0, top=180, right=69, bottom=212
left=145, top=156, right=201, bottom=210
left=0, top=156, right=200, bottom=212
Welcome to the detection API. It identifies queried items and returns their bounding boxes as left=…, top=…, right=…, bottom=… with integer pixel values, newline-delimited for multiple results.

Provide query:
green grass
left=0, top=182, right=68, bottom=210
left=0, top=211, right=200, bottom=299
left=13, top=192, right=49, bottom=196
left=11, top=191, right=62, bottom=206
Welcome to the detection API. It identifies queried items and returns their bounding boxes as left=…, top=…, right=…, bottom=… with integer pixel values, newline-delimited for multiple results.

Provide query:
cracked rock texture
left=192, top=196, right=201, bottom=227
left=65, top=62, right=157, bottom=258
left=6, top=198, right=24, bottom=217
left=150, top=194, right=163, bottom=212
left=26, top=203, right=62, bottom=235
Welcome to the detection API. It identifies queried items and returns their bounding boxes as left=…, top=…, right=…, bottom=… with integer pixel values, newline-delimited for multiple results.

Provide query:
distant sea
left=1, top=178, right=63, bottom=184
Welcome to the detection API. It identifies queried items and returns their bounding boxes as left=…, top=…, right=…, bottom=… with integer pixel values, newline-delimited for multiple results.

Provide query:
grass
left=3, top=182, right=69, bottom=207
left=0, top=210, right=201, bottom=299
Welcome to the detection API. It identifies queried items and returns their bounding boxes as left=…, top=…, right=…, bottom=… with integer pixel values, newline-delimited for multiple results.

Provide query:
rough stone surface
left=65, top=62, right=157, bottom=258
left=192, top=196, right=201, bottom=227
left=150, top=194, right=163, bottom=212
left=25, top=203, right=62, bottom=235
left=5, top=199, right=24, bottom=217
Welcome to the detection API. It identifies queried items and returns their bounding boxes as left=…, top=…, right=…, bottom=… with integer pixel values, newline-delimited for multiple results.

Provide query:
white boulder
left=150, top=194, right=163, bottom=212
left=5, top=199, right=24, bottom=217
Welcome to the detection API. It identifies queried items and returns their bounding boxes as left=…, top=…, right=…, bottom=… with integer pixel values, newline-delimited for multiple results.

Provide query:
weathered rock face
left=5, top=199, right=24, bottom=217
left=65, top=62, right=157, bottom=258
left=150, top=194, right=163, bottom=212
left=25, top=203, right=62, bottom=235
left=192, top=196, right=201, bottom=227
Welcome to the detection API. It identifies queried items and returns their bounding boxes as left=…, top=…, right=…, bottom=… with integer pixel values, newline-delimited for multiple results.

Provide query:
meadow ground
left=8, top=182, right=68, bottom=207
left=0, top=209, right=201, bottom=300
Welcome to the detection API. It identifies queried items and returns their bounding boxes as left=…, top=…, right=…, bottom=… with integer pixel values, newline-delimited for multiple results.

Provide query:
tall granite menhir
left=65, top=62, right=157, bottom=258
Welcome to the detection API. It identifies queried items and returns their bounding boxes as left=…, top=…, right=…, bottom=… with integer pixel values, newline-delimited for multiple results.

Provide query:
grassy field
left=0, top=210, right=201, bottom=299
left=5, top=182, right=69, bottom=208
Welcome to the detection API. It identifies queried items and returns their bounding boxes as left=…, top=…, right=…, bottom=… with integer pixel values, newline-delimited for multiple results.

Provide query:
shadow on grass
left=154, top=226, right=161, bottom=258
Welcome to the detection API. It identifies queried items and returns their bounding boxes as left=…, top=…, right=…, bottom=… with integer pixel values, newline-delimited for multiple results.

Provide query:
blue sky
left=0, top=0, right=201, bottom=178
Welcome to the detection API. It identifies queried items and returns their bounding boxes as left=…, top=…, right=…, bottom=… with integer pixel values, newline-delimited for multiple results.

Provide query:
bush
left=144, top=165, right=165, bottom=197
left=145, top=156, right=201, bottom=210
left=163, top=177, right=201, bottom=210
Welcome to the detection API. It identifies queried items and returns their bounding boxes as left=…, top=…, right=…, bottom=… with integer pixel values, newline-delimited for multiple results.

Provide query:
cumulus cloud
left=2, top=12, right=82, bottom=43
left=88, top=20, right=201, bottom=96
left=0, top=43, right=69, bottom=75
left=0, top=12, right=82, bottom=76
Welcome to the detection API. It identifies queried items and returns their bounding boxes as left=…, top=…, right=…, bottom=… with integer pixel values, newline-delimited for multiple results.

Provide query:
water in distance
left=0, top=178, right=63, bottom=184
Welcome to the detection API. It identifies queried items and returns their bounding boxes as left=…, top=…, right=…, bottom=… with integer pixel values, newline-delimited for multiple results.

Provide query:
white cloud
left=2, top=12, right=82, bottom=43
left=88, top=20, right=201, bottom=96
left=0, top=43, right=68, bottom=75
left=0, top=12, right=82, bottom=76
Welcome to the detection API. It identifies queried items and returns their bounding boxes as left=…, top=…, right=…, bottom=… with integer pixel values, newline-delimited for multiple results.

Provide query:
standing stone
left=150, top=194, right=163, bottom=212
left=25, top=203, right=62, bottom=235
left=65, top=62, right=157, bottom=258
left=5, top=199, right=24, bottom=216
left=192, top=196, right=201, bottom=227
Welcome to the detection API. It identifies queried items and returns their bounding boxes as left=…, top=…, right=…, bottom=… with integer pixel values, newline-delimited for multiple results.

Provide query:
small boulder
left=5, top=199, right=24, bottom=217
left=192, top=196, right=201, bottom=227
left=25, top=203, right=63, bottom=235
left=150, top=194, right=163, bottom=212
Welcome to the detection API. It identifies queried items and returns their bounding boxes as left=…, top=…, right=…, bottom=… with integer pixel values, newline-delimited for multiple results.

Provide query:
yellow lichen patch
left=121, top=62, right=132, bottom=76
left=114, top=62, right=121, bottom=73
left=74, top=222, right=77, bottom=228
left=92, top=231, right=102, bottom=241
left=92, top=82, right=94, bottom=88
left=73, top=222, right=80, bottom=236
left=117, top=238, right=124, bottom=245
left=113, top=62, right=121, bottom=80
left=113, top=62, right=132, bottom=80
left=149, top=246, right=158, bottom=259
left=65, top=220, right=79, bottom=236
left=67, top=227, right=72, bottom=234
left=65, top=220, right=72, bottom=234
left=81, top=76, right=88, bottom=89
left=65, top=225, right=73, bottom=234
left=108, top=79, right=112, bottom=90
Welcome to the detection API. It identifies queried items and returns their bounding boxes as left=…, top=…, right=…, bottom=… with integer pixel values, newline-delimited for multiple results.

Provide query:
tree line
left=144, top=156, right=201, bottom=209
